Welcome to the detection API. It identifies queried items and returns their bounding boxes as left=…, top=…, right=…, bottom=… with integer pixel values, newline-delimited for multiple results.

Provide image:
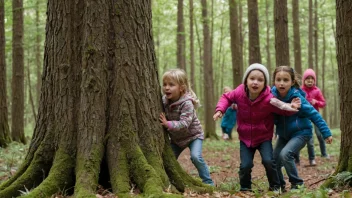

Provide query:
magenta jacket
left=302, top=69, right=326, bottom=111
left=215, top=84, right=295, bottom=148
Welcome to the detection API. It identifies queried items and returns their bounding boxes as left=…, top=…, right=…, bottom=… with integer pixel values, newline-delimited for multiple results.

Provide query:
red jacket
left=215, top=84, right=295, bottom=148
left=301, top=69, right=326, bottom=111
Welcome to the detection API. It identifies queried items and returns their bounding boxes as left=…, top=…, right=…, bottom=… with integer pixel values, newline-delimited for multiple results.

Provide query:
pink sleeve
left=316, top=89, right=326, bottom=108
left=215, top=86, right=240, bottom=113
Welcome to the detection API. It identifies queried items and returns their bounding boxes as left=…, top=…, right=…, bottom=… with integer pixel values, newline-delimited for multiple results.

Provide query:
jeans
left=239, top=140, right=280, bottom=190
left=295, top=126, right=328, bottom=162
left=274, top=136, right=310, bottom=188
left=171, top=139, right=214, bottom=185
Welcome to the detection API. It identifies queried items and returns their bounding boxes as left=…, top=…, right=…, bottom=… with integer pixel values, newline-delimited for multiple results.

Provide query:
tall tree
left=11, top=0, right=26, bottom=144
left=274, top=0, right=289, bottom=66
left=265, top=0, right=272, bottom=75
left=321, top=22, right=327, bottom=120
left=0, top=1, right=213, bottom=197
left=0, top=0, right=11, bottom=148
left=247, top=0, right=261, bottom=64
left=201, top=0, right=216, bottom=139
left=292, top=0, right=302, bottom=75
left=177, top=0, right=186, bottom=71
left=325, top=0, right=352, bottom=188
left=314, top=0, right=319, bottom=84
left=35, top=0, right=42, bottom=105
left=229, top=0, right=242, bottom=87
left=189, top=0, right=196, bottom=93
left=308, top=0, right=314, bottom=68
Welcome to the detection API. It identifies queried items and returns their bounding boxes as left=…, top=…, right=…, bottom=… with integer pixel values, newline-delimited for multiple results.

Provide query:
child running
left=271, top=66, right=333, bottom=190
left=213, top=63, right=300, bottom=192
left=220, top=86, right=237, bottom=140
left=159, top=68, right=214, bottom=186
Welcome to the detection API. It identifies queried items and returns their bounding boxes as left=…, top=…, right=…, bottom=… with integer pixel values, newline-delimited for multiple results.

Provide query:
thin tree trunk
left=292, top=0, right=302, bottom=75
left=177, top=0, right=186, bottom=71
left=265, top=0, right=272, bottom=76
left=201, top=0, right=216, bottom=139
left=26, top=55, right=37, bottom=122
left=189, top=0, right=196, bottom=93
left=322, top=22, right=327, bottom=120
left=35, top=0, right=41, bottom=105
left=0, top=0, right=11, bottom=148
left=314, top=0, right=319, bottom=84
left=308, top=0, right=313, bottom=68
left=11, top=0, right=26, bottom=144
left=229, top=0, right=242, bottom=87
left=247, top=0, right=261, bottom=64
left=274, top=0, right=289, bottom=66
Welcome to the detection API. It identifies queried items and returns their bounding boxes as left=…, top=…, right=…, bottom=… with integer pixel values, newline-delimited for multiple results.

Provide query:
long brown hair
left=272, top=66, right=301, bottom=88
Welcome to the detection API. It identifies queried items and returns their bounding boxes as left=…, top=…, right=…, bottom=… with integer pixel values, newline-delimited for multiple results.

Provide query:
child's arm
left=214, top=89, right=238, bottom=120
left=269, top=97, right=300, bottom=116
left=312, top=89, right=326, bottom=108
left=159, top=101, right=194, bottom=131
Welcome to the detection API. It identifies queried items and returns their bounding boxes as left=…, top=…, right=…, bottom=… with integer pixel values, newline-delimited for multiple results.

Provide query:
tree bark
left=314, top=0, right=319, bottom=84
left=292, top=0, right=302, bottom=75
left=11, top=0, right=26, bottom=144
left=229, top=0, right=242, bottom=87
left=35, top=0, right=41, bottom=106
left=247, top=0, right=261, bottom=64
left=201, top=0, right=217, bottom=139
left=0, top=1, right=213, bottom=197
left=324, top=0, right=352, bottom=188
left=265, top=0, right=272, bottom=76
left=0, top=0, right=11, bottom=148
left=177, top=0, right=186, bottom=71
left=274, top=0, right=289, bottom=66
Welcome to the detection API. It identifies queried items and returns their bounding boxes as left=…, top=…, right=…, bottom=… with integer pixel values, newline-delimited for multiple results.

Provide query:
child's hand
left=213, top=111, right=223, bottom=121
left=291, top=97, right=301, bottom=109
left=311, top=99, right=317, bottom=105
left=325, top=136, right=333, bottom=144
left=159, top=113, right=168, bottom=128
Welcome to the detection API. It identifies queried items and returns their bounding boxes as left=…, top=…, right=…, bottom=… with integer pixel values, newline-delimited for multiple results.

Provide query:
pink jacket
left=215, top=84, right=295, bottom=148
left=302, top=69, right=326, bottom=111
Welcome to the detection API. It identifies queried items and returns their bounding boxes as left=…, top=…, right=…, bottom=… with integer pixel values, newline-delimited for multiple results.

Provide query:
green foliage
left=330, top=171, right=352, bottom=190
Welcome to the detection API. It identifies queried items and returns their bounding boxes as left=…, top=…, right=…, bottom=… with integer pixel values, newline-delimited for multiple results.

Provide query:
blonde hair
left=272, top=66, right=301, bottom=88
left=162, top=69, right=200, bottom=108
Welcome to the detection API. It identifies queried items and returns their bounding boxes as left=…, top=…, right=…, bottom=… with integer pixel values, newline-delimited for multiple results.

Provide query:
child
left=271, top=66, right=333, bottom=190
left=220, top=86, right=237, bottom=140
left=159, top=68, right=214, bottom=186
left=213, top=63, right=300, bottom=192
left=301, top=68, right=329, bottom=165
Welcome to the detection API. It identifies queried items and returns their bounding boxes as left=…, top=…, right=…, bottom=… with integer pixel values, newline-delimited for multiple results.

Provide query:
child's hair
left=162, top=69, right=200, bottom=108
left=272, top=66, right=301, bottom=88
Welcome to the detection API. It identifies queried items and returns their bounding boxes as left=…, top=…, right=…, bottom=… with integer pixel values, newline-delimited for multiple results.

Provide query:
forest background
left=1, top=0, right=339, bottom=138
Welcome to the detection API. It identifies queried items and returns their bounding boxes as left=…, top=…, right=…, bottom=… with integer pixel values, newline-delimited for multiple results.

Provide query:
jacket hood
left=302, top=69, right=316, bottom=87
left=163, top=92, right=194, bottom=107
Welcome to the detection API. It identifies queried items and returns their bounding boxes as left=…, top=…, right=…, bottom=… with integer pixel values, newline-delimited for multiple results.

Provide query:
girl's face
left=304, top=76, right=315, bottom=87
left=246, top=70, right=265, bottom=99
left=274, top=71, right=294, bottom=97
left=162, top=77, right=184, bottom=102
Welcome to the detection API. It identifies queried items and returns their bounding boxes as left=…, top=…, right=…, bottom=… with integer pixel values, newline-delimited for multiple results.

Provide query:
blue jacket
left=271, top=86, right=332, bottom=141
left=221, top=106, right=237, bottom=130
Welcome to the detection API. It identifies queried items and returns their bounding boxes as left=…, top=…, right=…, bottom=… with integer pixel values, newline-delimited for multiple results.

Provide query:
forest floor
left=178, top=131, right=351, bottom=198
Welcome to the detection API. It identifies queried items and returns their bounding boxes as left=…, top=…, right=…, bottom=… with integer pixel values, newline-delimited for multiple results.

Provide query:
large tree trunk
left=229, top=0, right=242, bottom=87
left=292, top=0, right=302, bottom=75
left=0, top=0, right=11, bottom=148
left=0, top=1, right=213, bottom=197
left=177, top=0, right=186, bottom=71
left=274, top=0, right=289, bottom=66
left=201, top=0, right=217, bottom=139
left=247, top=0, right=261, bottom=64
left=11, top=0, right=26, bottom=144
left=324, top=0, right=352, bottom=188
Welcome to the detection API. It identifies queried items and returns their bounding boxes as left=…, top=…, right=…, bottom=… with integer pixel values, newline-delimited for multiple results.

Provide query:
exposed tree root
left=19, top=149, right=75, bottom=198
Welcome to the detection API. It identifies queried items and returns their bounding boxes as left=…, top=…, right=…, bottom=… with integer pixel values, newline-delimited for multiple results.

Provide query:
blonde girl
left=159, top=69, right=214, bottom=186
